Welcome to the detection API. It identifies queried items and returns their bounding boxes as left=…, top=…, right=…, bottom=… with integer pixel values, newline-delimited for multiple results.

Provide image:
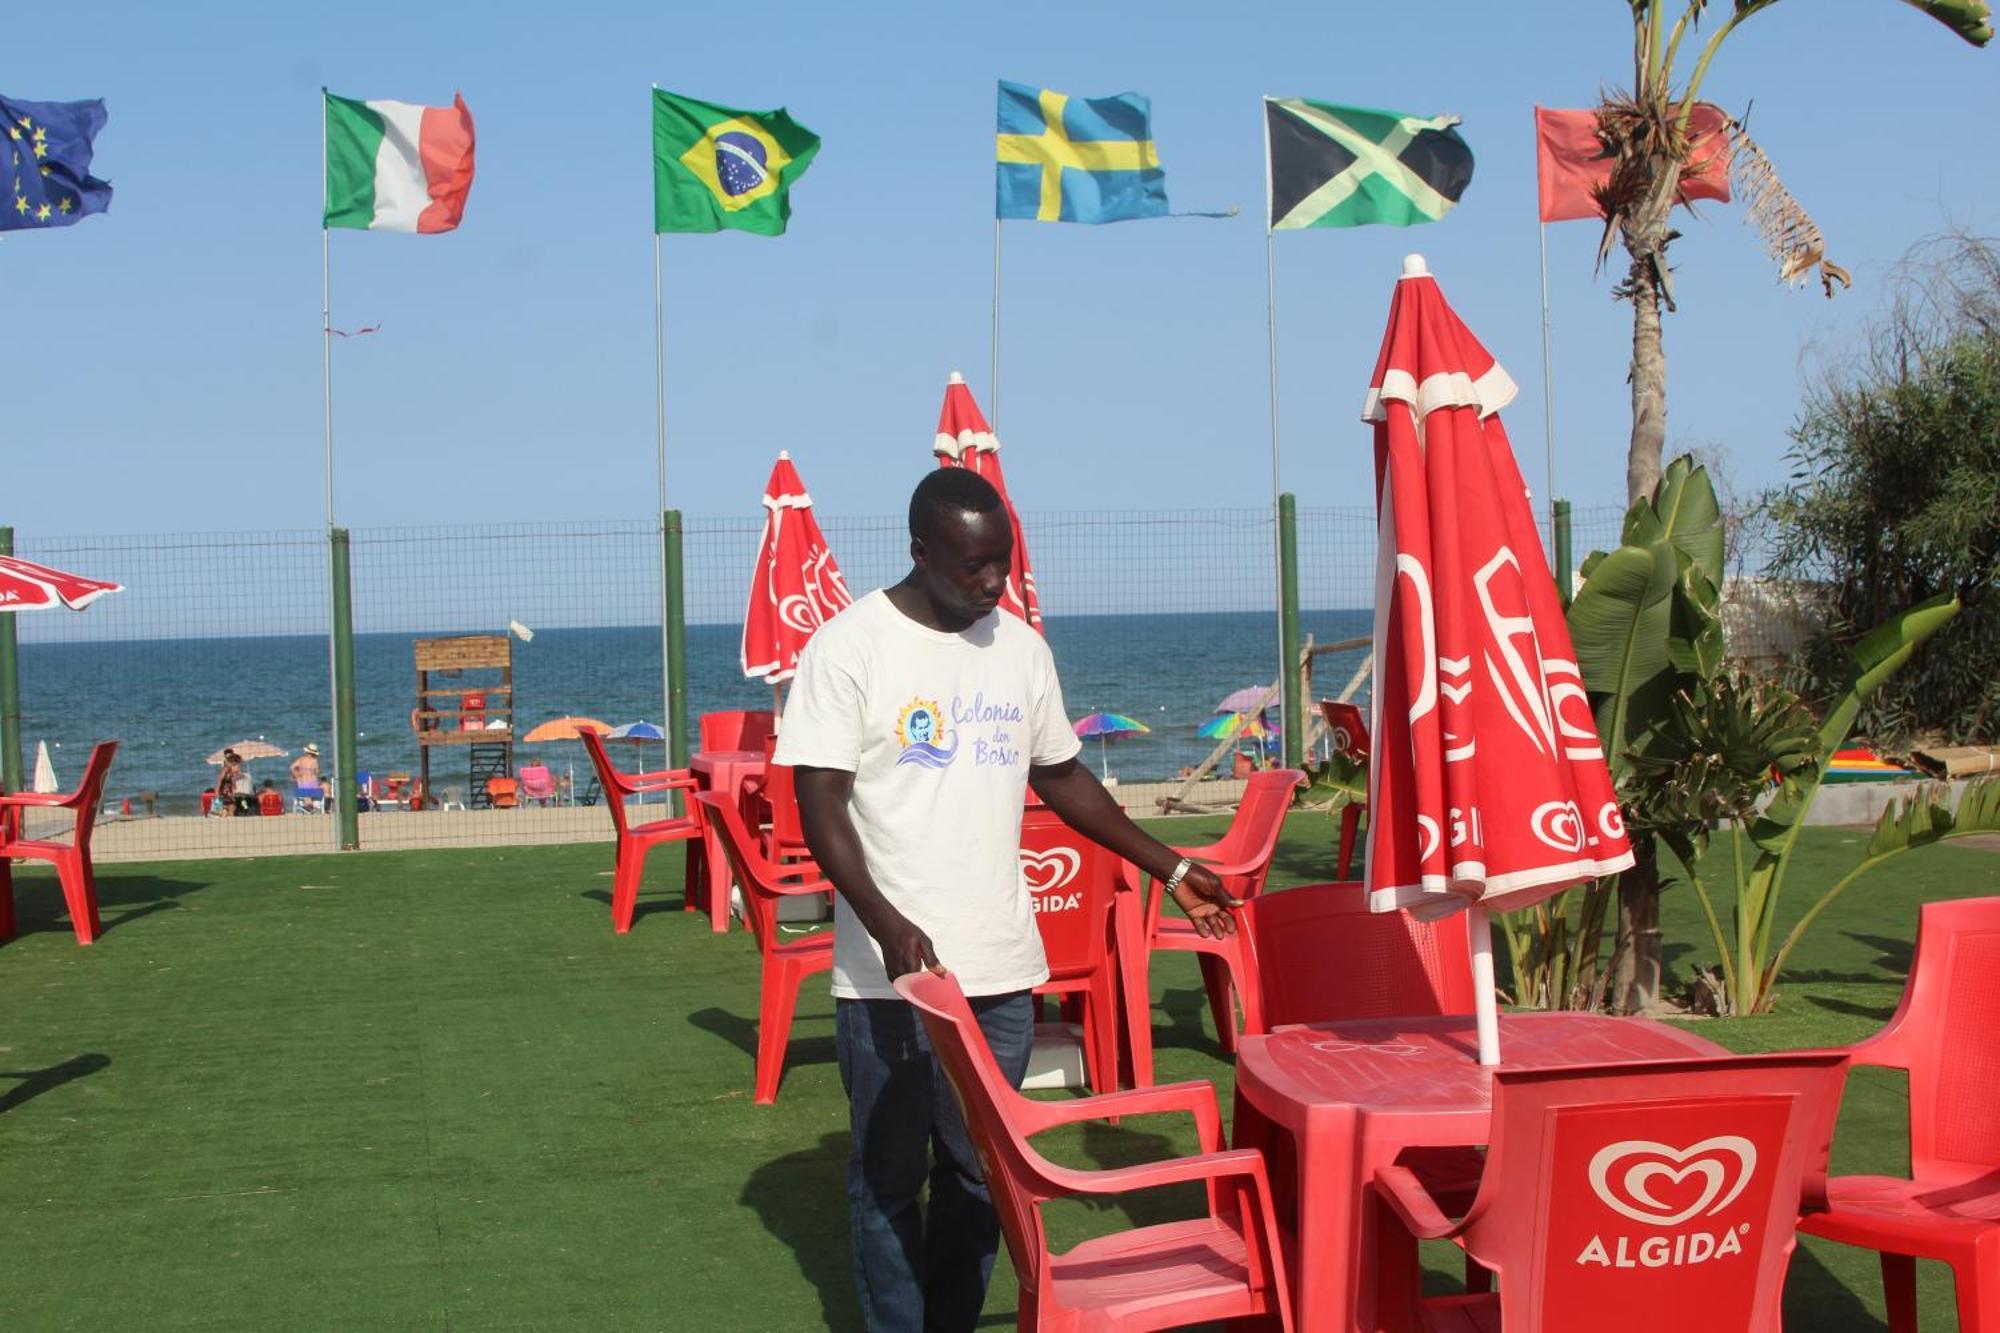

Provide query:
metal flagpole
left=989, top=218, right=1002, bottom=427
left=321, top=89, right=335, bottom=529
left=1538, top=220, right=1558, bottom=551
left=654, top=227, right=673, bottom=743
left=1262, top=101, right=1286, bottom=717
left=321, top=87, right=341, bottom=851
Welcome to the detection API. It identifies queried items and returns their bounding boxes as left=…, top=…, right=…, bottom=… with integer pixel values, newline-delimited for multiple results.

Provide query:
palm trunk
left=1613, top=839, right=1664, bottom=1013
left=1622, top=194, right=1675, bottom=505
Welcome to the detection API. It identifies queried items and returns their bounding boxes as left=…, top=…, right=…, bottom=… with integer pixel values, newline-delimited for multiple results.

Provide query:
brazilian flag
left=652, top=88, right=820, bottom=236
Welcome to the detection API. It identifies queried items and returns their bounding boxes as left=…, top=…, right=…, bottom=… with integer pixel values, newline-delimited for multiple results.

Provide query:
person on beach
left=777, top=468, right=1241, bottom=1333
left=215, top=750, right=248, bottom=816
left=291, top=743, right=324, bottom=812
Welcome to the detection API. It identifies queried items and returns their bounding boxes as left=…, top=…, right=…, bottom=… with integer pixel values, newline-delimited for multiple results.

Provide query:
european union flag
left=0, top=94, right=112, bottom=232
left=995, top=80, right=1167, bottom=224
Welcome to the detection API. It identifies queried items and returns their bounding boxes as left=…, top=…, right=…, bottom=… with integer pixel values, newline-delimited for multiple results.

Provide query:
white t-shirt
left=772, top=588, right=1083, bottom=999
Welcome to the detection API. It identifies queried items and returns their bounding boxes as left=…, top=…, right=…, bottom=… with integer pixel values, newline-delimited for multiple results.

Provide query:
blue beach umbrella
left=606, top=720, right=668, bottom=797
left=1072, top=712, right=1150, bottom=780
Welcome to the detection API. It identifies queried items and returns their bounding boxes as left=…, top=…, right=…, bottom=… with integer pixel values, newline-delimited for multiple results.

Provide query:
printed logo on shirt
left=894, top=696, right=960, bottom=769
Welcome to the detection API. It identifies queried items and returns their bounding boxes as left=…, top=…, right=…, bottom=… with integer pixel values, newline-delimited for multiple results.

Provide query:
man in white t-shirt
left=776, top=468, right=1238, bottom=1333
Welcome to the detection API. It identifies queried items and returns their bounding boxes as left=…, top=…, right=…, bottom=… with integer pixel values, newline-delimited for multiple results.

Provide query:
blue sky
left=7, top=0, right=1997, bottom=538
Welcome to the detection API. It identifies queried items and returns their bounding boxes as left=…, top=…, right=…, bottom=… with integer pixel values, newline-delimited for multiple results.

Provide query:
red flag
left=1534, top=103, right=1732, bottom=224
left=933, top=373, right=1043, bottom=632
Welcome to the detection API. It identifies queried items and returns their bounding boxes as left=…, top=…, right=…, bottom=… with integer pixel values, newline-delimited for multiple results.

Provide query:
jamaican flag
left=1264, top=98, right=1473, bottom=231
left=652, top=89, right=820, bottom=236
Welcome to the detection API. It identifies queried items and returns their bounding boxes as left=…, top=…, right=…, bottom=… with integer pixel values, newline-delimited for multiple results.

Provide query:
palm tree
left=1583, top=0, right=1990, bottom=1014
left=1597, top=0, right=1991, bottom=506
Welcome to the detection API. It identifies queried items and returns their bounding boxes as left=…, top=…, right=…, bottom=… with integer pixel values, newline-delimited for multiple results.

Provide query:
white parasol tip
left=948, top=370, right=965, bottom=384
left=1402, top=253, right=1429, bottom=278
left=778, top=449, right=791, bottom=460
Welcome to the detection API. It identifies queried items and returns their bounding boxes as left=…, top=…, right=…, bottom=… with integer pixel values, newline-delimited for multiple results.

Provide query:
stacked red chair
left=897, top=968, right=1294, bottom=1331
left=1800, top=895, right=2000, bottom=1331
left=578, top=728, right=704, bottom=933
left=695, top=792, right=834, bottom=1104
left=0, top=740, right=119, bottom=945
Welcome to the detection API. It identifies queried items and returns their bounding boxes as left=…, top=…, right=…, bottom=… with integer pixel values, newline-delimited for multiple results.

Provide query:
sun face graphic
left=896, top=697, right=944, bottom=749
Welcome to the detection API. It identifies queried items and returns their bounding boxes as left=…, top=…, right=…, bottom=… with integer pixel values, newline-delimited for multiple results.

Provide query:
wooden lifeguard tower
left=413, top=635, right=514, bottom=809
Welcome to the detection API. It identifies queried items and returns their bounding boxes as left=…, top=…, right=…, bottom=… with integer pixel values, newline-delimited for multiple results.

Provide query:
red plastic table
left=689, top=750, right=768, bottom=933
left=1232, top=1012, right=1727, bottom=1332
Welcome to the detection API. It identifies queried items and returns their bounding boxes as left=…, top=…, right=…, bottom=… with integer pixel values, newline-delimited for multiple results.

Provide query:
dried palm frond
left=1724, top=119, right=1853, bottom=298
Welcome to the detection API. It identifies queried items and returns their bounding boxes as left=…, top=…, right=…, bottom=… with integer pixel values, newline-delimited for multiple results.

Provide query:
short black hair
left=909, top=468, right=1004, bottom=542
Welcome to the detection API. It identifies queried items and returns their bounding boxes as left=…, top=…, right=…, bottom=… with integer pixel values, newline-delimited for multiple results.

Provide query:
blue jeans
left=836, top=990, right=1035, bottom=1333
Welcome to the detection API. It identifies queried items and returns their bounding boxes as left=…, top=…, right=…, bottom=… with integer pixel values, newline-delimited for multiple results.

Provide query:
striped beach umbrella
left=1072, top=712, right=1149, bottom=780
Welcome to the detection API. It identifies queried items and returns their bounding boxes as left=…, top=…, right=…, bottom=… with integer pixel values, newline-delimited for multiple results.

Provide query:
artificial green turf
left=0, top=817, right=1995, bottom=1329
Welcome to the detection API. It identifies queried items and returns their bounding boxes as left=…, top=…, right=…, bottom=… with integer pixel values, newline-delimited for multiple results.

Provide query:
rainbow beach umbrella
left=1072, top=712, right=1150, bottom=780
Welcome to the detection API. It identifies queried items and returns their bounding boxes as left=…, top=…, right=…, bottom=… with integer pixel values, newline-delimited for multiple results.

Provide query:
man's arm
left=793, top=765, right=944, bottom=980
left=1028, top=757, right=1240, bottom=939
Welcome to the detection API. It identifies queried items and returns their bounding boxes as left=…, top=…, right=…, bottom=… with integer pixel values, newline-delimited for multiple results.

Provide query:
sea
left=14, top=610, right=1372, bottom=811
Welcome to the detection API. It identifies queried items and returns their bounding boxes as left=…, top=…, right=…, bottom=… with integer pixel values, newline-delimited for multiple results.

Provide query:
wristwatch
left=1162, top=856, right=1195, bottom=897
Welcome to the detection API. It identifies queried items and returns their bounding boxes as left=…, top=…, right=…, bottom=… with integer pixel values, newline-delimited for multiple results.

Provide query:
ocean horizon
left=16, top=609, right=1372, bottom=810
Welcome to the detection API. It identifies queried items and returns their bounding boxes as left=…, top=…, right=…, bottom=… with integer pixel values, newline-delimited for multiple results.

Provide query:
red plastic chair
left=1020, top=811, right=1122, bottom=1095
left=1799, top=895, right=2000, bottom=1332
left=0, top=740, right=119, bottom=946
left=1238, top=880, right=1475, bottom=1034
left=256, top=788, right=284, bottom=817
left=1375, top=1051, right=1848, bottom=1332
left=694, top=792, right=834, bottom=1104
left=1318, top=699, right=1369, bottom=878
left=579, top=728, right=704, bottom=933
left=1131, top=768, right=1305, bottom=1056
left=895, top=968, right=1294, bottom=1332
left=738, top=760, right=813, bottom=868
left=698, top=709, right=776, bottom=754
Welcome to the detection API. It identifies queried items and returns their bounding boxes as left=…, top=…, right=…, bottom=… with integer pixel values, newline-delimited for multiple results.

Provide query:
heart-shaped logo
left=1531, top=800, right=1585, bottom=854
left=1019, top=847, right=1080, bottom=893
left=1587, top=1137, right=1758, bottom=1227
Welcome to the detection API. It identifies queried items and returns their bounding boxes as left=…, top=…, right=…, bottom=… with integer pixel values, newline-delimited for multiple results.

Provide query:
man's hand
left=1169, top=862, right=1241, bottom=939
left=877, top=913, right=944, bottom=980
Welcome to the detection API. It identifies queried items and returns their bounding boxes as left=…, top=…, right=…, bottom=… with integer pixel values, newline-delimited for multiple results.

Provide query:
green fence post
left=330, top=527, right=360, bottom=850
left=1278, top=493, right=1304, bottom=771
left=0, top=526, right=20, bottom=794
left=1553, top=499, right=1574, bottom=610
left=663, top=509, right=689, bottom=782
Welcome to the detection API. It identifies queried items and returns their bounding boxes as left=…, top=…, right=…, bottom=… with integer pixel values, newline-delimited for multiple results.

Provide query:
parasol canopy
left=741, top=451, right=852, bottom=684
left=522, top=716, right=610, bottom=743
left=0, top=554, right=122, bottom=612
left=206, top=739, right=286, bottom=764
left=1196, top=711, right=1272, bottom=742
left=1214, top=685, right=1279, bottom=716
left=1071, top=712, right=1150, bottom=780
left=1363, top=255, right=1634, bottom=1064
left=605, top=721, right=666, bottom=743
left=934, top=371, right=1042, bottom=631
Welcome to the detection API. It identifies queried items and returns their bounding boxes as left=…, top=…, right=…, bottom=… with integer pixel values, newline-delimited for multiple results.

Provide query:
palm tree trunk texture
left=1614, top=840, right=1664, bottom=1013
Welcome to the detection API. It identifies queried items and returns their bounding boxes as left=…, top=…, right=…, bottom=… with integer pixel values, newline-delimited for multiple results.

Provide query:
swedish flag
left=995, top=81, right=1167, bottom=224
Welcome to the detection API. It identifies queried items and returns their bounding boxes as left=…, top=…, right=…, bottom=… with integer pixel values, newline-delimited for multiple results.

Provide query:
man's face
left=913, top=506, right=1013, bottom=626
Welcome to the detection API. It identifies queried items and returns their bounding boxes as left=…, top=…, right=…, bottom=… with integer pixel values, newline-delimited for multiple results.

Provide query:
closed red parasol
left=741, top=451, right=852, bottom=685
left=1363, top=255, right=1633, bottom=1064
left=0, top=554, right=122, bottom=612
left=933, top=371, right=1042, bottom=632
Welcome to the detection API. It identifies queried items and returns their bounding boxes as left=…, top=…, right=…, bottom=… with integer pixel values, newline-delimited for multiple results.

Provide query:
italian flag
left=323, top=91, right=476, bottom=233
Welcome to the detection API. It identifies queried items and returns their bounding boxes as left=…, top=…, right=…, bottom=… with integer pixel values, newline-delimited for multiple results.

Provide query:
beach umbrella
left=522, top=716, right=610, bottom=743
left=741, top=451, right=852, bottom=690
left=32, top=741, right=58, bottom=794
left=1196, top=711, right=1272, bottom=742
left=1214, top=685, right=1278, bottom=716
left=605, top=721, right=666, bottom=743
left=1072, top=712, right=1150, bottom=780
left=1363, top=255, right=1633, bottom=1066
left=0, top=554, right=122, bottom=612
left=205, top=739, right=286, bottom=764
left=933, top=371, right=1042, bottom=632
